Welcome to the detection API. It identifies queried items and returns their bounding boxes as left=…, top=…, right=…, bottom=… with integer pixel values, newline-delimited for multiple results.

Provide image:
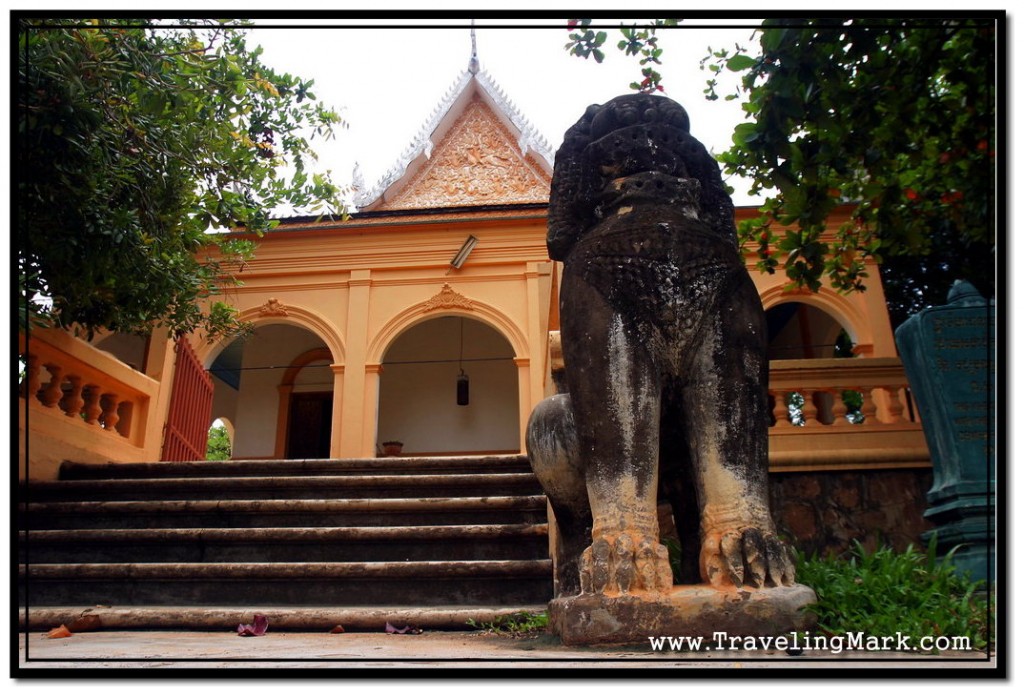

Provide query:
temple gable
left=376, top=97, right=551, bottom=210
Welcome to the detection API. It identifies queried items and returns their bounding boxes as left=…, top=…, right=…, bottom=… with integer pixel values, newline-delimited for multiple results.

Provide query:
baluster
left=829, top=388, right=850, bottom=426
left=770, top=390, right=789, bottom=427
left=114, top=400, right=133, bottom=437
left=39, top=363, right=65, bottom=408
left=22, top=354, right=42, bottom=401
left=100, top=393, right=121, bottom=433
left=885, top=387, right=906, bottom=422
left=860, top=389, right=880, bottom=425
left=799, top=389, right=821, bottom=426
left=62, top=375, right=85, bottom=418
left=82, top=385, right=103, bottom=425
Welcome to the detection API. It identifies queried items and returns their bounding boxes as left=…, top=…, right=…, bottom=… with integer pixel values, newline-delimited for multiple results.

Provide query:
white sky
left=241, top=17, right=764, bottom=210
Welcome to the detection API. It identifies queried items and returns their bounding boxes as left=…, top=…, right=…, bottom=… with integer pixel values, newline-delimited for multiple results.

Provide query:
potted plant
left=381, top=440, right=404, bottom=457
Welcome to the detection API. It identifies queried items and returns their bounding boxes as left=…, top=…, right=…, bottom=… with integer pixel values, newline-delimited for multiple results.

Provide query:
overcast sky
left=241, top=17, right=764, bottom=209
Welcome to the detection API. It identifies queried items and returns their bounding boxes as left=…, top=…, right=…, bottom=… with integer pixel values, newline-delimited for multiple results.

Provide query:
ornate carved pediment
left=258, top=298, right=289, bottom=316
left=381, top=98, right=550, bottom=210
left=422, top=284, right=474, bottom=313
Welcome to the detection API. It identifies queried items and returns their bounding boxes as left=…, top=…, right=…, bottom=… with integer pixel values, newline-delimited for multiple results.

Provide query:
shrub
left=794, top=537, right=993, bottom=651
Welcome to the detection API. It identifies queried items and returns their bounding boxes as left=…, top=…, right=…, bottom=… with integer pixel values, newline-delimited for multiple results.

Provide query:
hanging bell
left=457, top=369, right=470, bottom=406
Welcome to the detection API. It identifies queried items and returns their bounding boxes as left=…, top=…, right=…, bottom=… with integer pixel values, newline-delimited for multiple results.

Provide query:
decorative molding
left=381, top=99, right=550, bottom=210
left=475, top=70, right=554, bottom=163
left=356, top=70, right=474, bottom=208
left=355, top=68, right=554, bottom=209
left=257, top=298, right=289, bottom=317
left=422, top=283, right=474, bottom=313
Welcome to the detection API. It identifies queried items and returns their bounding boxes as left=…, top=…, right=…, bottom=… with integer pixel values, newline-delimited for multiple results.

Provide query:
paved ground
left=14, top=629, right=998, bottom=672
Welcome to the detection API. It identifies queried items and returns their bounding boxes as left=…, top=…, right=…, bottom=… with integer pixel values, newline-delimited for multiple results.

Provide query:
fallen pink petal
left=237, top=614, right=269, bottom=637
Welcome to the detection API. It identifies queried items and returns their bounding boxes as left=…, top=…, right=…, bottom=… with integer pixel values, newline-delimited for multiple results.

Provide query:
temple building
left=20, top=56, right=932, bottom=559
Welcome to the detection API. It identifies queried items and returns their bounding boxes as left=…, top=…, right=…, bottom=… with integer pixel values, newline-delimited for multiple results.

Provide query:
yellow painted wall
left=188, top=203, right=899, bottom=460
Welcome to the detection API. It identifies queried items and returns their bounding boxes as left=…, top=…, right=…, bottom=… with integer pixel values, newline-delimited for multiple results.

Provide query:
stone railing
left=768, top=357, right=931, bottom=472
left=18, top=329, right=161, bottom=478
left=544, top=332, right=931, bottom=473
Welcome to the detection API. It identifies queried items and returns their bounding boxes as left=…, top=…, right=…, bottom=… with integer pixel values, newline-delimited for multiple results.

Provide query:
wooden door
left=286, top=392, right=333, bottom=459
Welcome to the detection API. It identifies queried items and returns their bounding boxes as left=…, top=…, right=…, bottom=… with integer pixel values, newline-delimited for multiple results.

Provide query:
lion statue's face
left=547, top=93, right=737, bottom=261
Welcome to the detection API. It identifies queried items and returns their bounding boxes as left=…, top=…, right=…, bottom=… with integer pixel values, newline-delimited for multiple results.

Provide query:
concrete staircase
left=18, top=455, right=553, bottom=631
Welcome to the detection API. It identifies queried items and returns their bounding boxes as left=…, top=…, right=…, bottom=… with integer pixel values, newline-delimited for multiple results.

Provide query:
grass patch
left=468, top=611, right=549, bottom=638
left=794, top=537, right=993, bottom=651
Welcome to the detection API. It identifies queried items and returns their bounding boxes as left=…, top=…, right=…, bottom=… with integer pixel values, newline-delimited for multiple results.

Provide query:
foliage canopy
left=705, top=17, right=996, bottom=324
left=18, top=18, right=344, bottom=340
left=568, top=17, right=998, bottom=325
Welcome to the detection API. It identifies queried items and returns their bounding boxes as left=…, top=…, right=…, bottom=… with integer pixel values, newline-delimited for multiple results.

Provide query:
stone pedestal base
left=548, top=584, right=817, bottom=646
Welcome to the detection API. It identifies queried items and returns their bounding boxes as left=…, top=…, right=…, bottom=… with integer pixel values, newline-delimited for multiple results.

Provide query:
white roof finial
left=351, top=162, right=365, bottom=193
left=469, top=19, right=479, bottom=74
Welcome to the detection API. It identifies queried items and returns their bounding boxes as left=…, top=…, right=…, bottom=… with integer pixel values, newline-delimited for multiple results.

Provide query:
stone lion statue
left=527, top=93, right=794, bottom=597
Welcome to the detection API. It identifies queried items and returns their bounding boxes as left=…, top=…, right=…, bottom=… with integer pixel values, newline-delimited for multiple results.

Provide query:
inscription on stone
left=895, top=280, right=995, bottom=581
left=899, top=286, right=995, bottom=479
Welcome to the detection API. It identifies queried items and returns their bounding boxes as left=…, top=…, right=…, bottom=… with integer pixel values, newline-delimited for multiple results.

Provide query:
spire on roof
left=353, top=24, right=555, bottom=210
left=468, top=20, right=479, bottom=74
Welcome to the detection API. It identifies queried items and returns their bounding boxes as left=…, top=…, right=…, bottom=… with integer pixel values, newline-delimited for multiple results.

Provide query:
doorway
left=286, top=392, right=333, bottom=459
left=377, top=316, right=519, bottom=455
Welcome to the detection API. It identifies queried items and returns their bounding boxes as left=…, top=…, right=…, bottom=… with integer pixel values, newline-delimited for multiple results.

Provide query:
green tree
left=206, top=421, right=232, bottom=460
left=566, top=18, right=679, bottom=92
left=18, top=18, right=344, bottom=340
left=704, top=17, right=996, bottom=325
left=567, top=17, right=998, bottom=326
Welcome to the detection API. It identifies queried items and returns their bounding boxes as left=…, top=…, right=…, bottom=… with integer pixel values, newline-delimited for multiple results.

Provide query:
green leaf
left=732, top=122, right=758, bottom=148
left=725, top=53, right=757, bottom=71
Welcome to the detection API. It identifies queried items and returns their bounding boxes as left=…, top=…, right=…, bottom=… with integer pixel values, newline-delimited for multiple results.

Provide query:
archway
left=206, top=417, right=234, bottom=461
left=765, top=301, right=863, bottom=425
left=377, top=316, right=519, bottom=455
left=278, top=348, right=334, bottom=459
left=207, top=323, right=335, bottom=459
left=766, top=302, right=854, bottom=361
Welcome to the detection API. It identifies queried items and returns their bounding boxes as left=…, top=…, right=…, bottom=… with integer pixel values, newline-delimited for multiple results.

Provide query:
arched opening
left=279, top=348, right=334, bottom=460
left=766, top=302, right=854, bottom=361
left=207, top=323, right=335, bottom=459
left=765, top=302, right=862, bottom=425
left=206, top=417, right=234, bottom=461
left=377, top=315, right=519, bottom=455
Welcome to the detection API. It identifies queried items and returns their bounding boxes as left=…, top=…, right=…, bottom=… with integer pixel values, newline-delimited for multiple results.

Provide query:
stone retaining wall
left=769, top=468, right=933, bottom=559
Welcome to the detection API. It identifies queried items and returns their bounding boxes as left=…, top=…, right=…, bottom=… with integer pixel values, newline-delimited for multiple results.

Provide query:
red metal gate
left=161, top=337, right=215, bottom=461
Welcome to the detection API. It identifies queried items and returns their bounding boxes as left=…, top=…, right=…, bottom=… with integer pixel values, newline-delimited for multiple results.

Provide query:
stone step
left=19, top=523, right=549, bottom=563
left=22, top=495, right=548, bottom=530
left=23, top=472, right=543, bottom=502
left=57, top=454, right=533, bottom=480
left=19, top=560, right=554, bottom=606
left=19, top=605, right=549, bottom=632
left=19, top=455, right=555, bottom=618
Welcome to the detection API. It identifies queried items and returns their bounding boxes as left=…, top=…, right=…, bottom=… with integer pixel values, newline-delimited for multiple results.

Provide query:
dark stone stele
left=527, top=93, right=815, bottom=645
left=895, top=281, right=995, bottom=582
